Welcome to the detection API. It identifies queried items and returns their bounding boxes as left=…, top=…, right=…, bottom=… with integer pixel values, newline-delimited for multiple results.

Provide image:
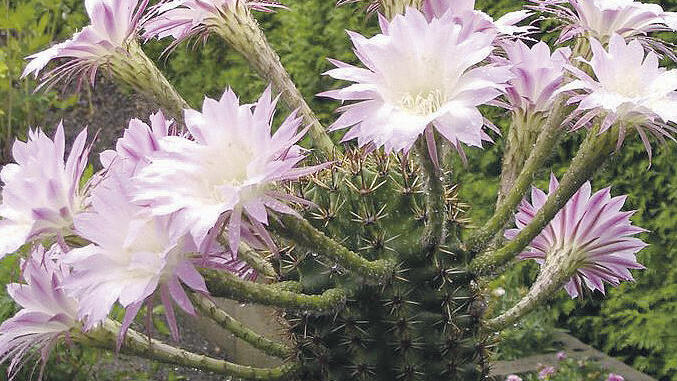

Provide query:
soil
left=43, top=76, right=157, bottom=165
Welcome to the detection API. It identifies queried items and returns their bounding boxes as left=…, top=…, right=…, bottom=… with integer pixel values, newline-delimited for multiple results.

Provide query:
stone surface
left=489, top=332, right=657, bottom=381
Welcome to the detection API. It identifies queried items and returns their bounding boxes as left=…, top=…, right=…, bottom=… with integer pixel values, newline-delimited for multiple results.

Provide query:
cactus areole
left=3, top=0, right=675, bottom=380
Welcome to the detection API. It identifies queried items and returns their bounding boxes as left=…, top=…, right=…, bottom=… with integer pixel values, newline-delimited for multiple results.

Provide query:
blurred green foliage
left=0, top=0, right=85, bottom=160
left=0, top=0, right=675, bottom=379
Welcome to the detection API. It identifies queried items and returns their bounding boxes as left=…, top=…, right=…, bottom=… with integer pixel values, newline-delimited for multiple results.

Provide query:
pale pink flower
left=0, top=123, right=89, bottom=258
left=22, top=0, right=149, bottom=89
left=607, top=373, right=625, bottom=381
left=64, top=171, right=211, bottom=343
left=538, top=365, right=556, bottom=379
left=562, top=34, right=677, bottom=159
left=502, top=41, right=572, bottom=113
left=556, top=351, right=567, bottom=360
left=143, top=0, right=283, bottom=47
left=134, top=86, right=325, bottom=253
left=530, top=0, right=677, bottom=58
left=422, top=0, right=536, bottom=37
left=99, top=110, right=174, bottom=178
left=320, top=8, right=510, bottom=160
left=506, top=375, right=523, bottom=381
left=0, top=244, right=78, bottom=380
left=506, top=175, right=646, bottom=298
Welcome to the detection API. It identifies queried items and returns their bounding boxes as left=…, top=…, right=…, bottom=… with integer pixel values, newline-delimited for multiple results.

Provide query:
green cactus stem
left=79, top=319, right=298, bottom=380
left=415, top=137, right=447, bottom=250
left=211, top=5, right=335, bottom=155
left=190, top=293, right=292, bottom=358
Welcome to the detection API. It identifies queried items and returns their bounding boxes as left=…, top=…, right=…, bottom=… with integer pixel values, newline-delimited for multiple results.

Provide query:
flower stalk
left=497, top=111, right=547, bottom=206
left=484, top=246, right=578, bottom=332
left=415, top=135, right=446, bottom=250
left=236, top=242, right=278, bottom=280
left=190, top=293, right=291, bottom=358
left=467, top=98, right=569, bottom=254
left=80, top=319, right=298, bottom=380
left=110, top=40, right=189, bottom=121
left=203, top=269, right=346, bottom=312
left=271, top=215, right=395, bottom=281
left=212, top=5, right=334, bottom=155
left=470, top=124, right=619, bottom=274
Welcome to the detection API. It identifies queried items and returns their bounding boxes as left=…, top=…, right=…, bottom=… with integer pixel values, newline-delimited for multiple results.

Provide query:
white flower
left=563, top=34, right=677, bottom=157
left=320, top=7, right=511, bottom=155
left=65, top=172, right=208, bottom=341
left=134, top=86, right=326, bottom=252
left=22, top=0, right=149, bottom=88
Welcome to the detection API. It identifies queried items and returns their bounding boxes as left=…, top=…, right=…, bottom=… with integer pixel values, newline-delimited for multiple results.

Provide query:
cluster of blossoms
left=1, top=0, right=676, bottom=376
left=22, top=0, right=283, bottom=90
left=538, top=366, right=557, bottom=380
left=0, top=83, right=323, bottom=372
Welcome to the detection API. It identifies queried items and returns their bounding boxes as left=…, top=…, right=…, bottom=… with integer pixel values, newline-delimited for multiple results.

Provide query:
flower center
left=608, top=76, right=645, bottom=98
left=200, top=138, right=262, bottom=203
left=210, top=141, right=254, bottom=186
left=398, top=89, right=446, bottom=116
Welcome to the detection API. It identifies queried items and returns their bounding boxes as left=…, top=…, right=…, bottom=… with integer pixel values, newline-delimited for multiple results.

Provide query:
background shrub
left=0, top=0, right=674, bottom=380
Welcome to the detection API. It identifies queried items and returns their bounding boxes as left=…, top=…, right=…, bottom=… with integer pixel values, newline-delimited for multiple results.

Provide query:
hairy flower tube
left=134, top=86, right=326, bottom=254
left=563, top=34, right=677, bottom=157
left=531, top=0, right=677, bottom=56
left=422, top=0, right=536, bottom=36
left=143, top=0, right=283, bottom=45
left=502, top=41, right=571, bottom=114
left=22, top=0, right=149, bottom=89
left=0, top=124, right=89, bottom=258
left=320, top=7, right=510, bottom=156
left=506, top=175, right=646, bottom=298
left=0, top=245, right=79, bottom=380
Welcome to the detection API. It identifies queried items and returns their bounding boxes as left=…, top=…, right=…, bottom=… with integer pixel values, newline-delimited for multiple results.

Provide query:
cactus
left=3, top=0, right=676, bottom=380
left=279, top=145, right=485, bottom=381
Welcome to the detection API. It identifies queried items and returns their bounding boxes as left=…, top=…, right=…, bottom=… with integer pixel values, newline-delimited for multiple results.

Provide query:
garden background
left=0, top=0, right=675, bottom=379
